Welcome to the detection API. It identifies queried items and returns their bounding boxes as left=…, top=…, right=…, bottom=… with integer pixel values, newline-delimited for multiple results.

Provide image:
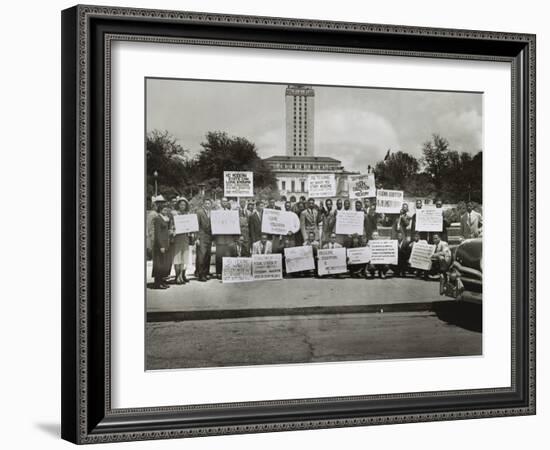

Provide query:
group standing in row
left=148, top=194, right=482, bottom=289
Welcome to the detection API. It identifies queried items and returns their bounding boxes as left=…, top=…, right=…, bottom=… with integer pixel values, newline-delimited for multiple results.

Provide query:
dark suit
left=248, top=210, right=263, bottom=246
left=411, top=212, right=428, bottom=241
left=151, top=215, right=172, bottom=283
left=364, top=213, right=379, bottom=240
left=229, top=241, right=251, bottom=258
left=214, top=208, right=236, bottom=276
left=393, top=237, right=410, bottom=275
left=196, top=208, right=212, bottom=278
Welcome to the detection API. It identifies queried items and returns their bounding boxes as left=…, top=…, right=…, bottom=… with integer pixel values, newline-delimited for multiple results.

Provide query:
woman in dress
left=152, top=202, right=173, bottom=289
left=172, top=197, right=192, bottom=284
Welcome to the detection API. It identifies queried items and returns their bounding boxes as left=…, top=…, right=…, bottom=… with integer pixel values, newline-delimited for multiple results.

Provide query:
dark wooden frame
left=61, top=4, right=536, bottom=444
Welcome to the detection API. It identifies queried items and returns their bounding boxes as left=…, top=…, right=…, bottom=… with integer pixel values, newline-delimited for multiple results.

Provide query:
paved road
left=147, top=274, right=469, bottom=317
left=146, top=304, right=482, bottom=370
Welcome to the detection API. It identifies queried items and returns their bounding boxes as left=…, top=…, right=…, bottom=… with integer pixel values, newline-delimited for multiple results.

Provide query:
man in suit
left=391, top=203, right=411, bottom=239
left=429, top=233, right=452, bottom=277
left=303, top=231, right=320, bottom=278
left=366, top=231, right=389, bottom=279
left=214, top=197, right=236, bottom=280
left=279, top=232, right=295, bottom=278
left=321, top=198, right=336, bottom=245
left=238, top=201, right=251, bottom=250
left=195, top=198, right=213, bottom=282
left=300, top=198, right=321, bottom=242
left=460, top=201, right=483, bottom=239
left=393, top=230, right=410, bottom=277
left=427, top=199, right=451, bottom=243
left=346, top=234, right=366, bottom=278
left=229, top=235, right=251, bottom=257
left=410, top=199, right=429, bottom=241
left=364, top=204, right=380, bottom=241
left=267, top=198, right=281, bottom=210
left=252, top=233, right=273, bottom=255
left=248, top=200, right=264, bottom=246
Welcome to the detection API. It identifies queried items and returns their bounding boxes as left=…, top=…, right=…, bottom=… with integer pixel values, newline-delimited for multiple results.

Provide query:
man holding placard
left=195, top=199, right=213, bottom=282
left=213, top=197, right=240, bottom=279
left=366, top=231, right=396, bottom=279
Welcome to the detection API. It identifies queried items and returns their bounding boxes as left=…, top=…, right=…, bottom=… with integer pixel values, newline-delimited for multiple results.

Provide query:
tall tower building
left=285, top=85, right=315, bottom=156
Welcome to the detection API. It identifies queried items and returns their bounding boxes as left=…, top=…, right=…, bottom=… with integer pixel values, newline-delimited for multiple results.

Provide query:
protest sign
left=368, top=240, right=398, bottom=264
left=415, top=208, right=443, bottom=232
left=223, top=171, right=253, bottom=197
left=211, top=209, right=240, bottom=235
left=173, top=213, right=199, bottom=234
left=335, top=210, right=364, bottom=235
left=252, top=254, right=283, bottom=281
left=284, top=246, right=315, bottom=273
left=307, top=174, right=336, bottom=197
left=317, top=247, right=348, bottom=276
left=376, top=189, right=404, bottom=214
left=222, top=257, right=253, bottom=283
left=261, top=209, right=300, bottom=235
left=346, top=246, right=372, bottom=264
left=349, top=174, right=376, bottom=199
left=409, top=242, right=436, bottom=271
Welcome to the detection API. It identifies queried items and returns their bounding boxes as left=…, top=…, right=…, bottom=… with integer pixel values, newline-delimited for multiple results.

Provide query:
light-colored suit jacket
left=252, top=240, right=273, bottom=255
left=460, top=210, right=483, bottom=239
left=300, top=208, right=320, bottom=241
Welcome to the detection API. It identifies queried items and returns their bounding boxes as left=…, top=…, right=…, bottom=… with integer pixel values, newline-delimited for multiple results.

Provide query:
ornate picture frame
left=61, top=5, right=535, bottom=444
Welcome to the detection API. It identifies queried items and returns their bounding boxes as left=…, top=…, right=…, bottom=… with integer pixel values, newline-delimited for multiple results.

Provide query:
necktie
left=262, top=243, right=265, bottom=254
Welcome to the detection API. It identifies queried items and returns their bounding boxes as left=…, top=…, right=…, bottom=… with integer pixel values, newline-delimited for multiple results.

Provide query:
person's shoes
left=380, top=272, right=386, bottom=279
left=197, top=276, right=207, bottom=282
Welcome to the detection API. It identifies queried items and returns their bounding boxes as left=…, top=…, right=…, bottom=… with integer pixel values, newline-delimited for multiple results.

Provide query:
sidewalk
left=146, top=264, right=462, bottom=321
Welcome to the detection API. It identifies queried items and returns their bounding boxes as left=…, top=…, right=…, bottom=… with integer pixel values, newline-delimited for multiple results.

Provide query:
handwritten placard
left=349, top=174, right=376, bottom=199
left=224, top=171, right=254, bottom=197
left=409, top=242, right=436, bottom=271
left=211, top=209, right=241, bottom=235
left=261, top=209, right=300, bottom=235
left=376, top=189, right=404, bottom=214
left=346, top=246, right=372, bottom=264
left=317, top=247, right=348, bottom=276
left=173, top=213, right=199, bottom=234
left=335, top=210, right=364, bottom=235
left=222, top=257, right=253, bottom=283
left=307, top=174, right=336, bottom=198
left=252, top=254, right=283, bottom=281
left=415, top=208, right=443, bottom=232
left=284, top=246, right=315, bottom=273
left=368, top=240, right=398, bottom=265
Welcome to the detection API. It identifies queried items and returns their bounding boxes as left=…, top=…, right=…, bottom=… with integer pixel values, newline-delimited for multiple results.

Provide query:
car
left=440, top=237, right=482, bottom=302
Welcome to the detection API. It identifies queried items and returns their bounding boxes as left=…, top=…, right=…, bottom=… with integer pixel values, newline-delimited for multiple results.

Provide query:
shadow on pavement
left=431, top=300, right=482, bottom=333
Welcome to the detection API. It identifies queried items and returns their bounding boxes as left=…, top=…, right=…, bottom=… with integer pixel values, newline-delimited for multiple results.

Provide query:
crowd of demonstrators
left=148, top=193, right=481, bottom=288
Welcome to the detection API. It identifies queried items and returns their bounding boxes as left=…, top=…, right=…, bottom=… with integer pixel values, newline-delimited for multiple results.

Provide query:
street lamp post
left=153, top=170, right=158, bottom=197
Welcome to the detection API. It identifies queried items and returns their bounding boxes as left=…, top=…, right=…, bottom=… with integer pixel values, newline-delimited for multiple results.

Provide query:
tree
left=421, top=134, right=451, bottom=194
left=374, top=151, right=419, bottom=191
left=191, top=131, right=277, bottom=195
left=146, top=130, right=188, bottom=195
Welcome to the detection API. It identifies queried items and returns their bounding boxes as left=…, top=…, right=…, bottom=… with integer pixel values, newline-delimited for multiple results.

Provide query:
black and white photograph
left=145, top=78, right=483, bottom=370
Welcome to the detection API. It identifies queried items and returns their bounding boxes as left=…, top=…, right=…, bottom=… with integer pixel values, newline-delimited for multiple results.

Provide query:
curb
left=147, top=299, right=460, bottom=322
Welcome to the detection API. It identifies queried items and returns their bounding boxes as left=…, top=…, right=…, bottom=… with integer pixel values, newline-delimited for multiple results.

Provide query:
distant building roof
left=264, top=155, right=341, bottom=163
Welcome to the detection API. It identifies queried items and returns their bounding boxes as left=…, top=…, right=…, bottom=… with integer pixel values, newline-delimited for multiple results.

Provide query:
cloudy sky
left=146, top=78, right=482, bottom=172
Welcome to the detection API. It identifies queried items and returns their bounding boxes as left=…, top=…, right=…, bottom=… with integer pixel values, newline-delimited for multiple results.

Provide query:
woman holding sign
left=172, top=197, right=192, bottom=285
